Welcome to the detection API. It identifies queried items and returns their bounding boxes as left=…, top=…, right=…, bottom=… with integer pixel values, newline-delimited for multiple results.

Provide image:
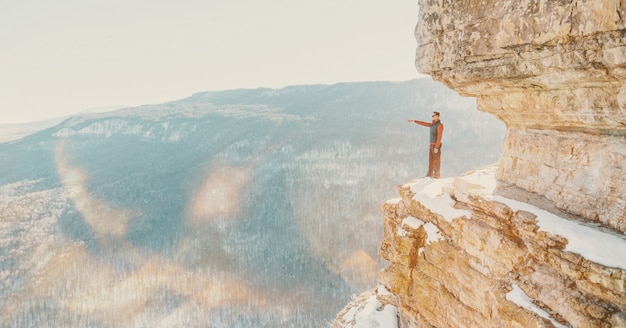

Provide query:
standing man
left=407, top=111, right=444, bottom=178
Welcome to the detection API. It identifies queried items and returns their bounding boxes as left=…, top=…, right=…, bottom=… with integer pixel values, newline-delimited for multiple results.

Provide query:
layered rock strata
left=373, top=166, right=625, bottom=327
left=416, top=0, right=626, bottom=232
left=334, top=166, right=626, bottom=327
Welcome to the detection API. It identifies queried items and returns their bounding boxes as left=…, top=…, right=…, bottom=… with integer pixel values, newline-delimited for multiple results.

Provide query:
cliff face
left=334, top=1, right=626, bottom=327
left=416, top=0, right=626, bottom=232
left=378, top=167, right=625, bottom=327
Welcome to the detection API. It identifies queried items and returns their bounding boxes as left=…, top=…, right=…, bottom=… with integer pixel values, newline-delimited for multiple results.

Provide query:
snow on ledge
left=506, top=284, right=568, bottom=328
left=457, top=165, right=498, bottom=195
left=404, top=178, right=471, bottom=222
left=455, top=165, right=626, bottom=271
left=489, top=195, right=626, bottom=271
left=400, top=217, right=444, bottom=242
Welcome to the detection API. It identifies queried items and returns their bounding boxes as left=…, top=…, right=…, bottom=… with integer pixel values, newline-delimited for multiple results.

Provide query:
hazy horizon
left=0, top=77, right=428, bottom=125
left=1, top=1, right=422, bottom=124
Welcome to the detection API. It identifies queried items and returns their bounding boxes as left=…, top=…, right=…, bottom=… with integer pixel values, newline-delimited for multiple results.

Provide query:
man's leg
left=432, top=145, right=441, bottom=178
left=427, top=144, right=435, bottom=177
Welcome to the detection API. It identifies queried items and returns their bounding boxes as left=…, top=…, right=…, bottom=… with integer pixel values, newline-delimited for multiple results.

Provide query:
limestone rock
left=374, top=166, right=625, bottom=327
left=416, top=0, right=626, bottom=232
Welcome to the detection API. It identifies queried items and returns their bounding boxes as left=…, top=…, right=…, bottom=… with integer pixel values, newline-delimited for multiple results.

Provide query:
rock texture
left=377, top=168, right=625, bottom=327
left=416, top=0, right=626, bottom=232
left=335, top=1, right=626, bottom=327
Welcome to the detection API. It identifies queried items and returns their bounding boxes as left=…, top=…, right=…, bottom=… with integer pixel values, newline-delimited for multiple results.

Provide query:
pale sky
left=1, top=1, right=421, bottom=123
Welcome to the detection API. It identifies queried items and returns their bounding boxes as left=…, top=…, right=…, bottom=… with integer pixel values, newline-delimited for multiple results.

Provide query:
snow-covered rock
left=336, top=165, right=625, bottom=327
left=333, top=286, right=398, bottom=328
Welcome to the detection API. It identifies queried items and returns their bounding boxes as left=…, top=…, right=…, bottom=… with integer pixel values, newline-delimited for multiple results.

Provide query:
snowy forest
left=0, top=78, right=506, bottom=327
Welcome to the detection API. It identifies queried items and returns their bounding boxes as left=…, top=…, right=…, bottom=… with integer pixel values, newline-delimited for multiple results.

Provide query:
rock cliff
left=416, top=0, right=626, bottom=232
left=378, top=167, right=625, bottom=327
left=334, top=1, right=625, bottom=327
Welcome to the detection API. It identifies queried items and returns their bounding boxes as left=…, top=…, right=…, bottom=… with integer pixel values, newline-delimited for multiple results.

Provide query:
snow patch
left=397, top=217, right=444, bottom=256
left=341, top=295, right=398, bottom=328
left=423, top=222, right=443, bottom=244
left=456, top=166, right=626, bottom=271
left=506, top=284, right=568, bottom=328
left=376, top=285, right=393, bottom=296
left=386, top=198, right=401, bottom=205
left=405, top=178, right=470, bottom=221
left=459, top=165, right=498, bottom=195
left=399, top=217, right=443, bottom=244
left=397, top=216, right=423, bottom=237
left=401, top=216, right=423, bottom=230
left=489, top=195, right=626, bottom=271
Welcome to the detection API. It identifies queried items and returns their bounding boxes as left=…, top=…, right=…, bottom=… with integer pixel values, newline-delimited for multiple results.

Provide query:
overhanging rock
left=416, top=0, right=626, bottom=232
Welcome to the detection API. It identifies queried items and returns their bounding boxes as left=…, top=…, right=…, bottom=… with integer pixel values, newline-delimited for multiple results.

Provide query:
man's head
left=432, top=111, right=440, bottom=121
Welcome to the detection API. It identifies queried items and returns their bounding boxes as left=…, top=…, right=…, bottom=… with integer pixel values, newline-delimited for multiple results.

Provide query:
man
left=407, top=111, right=444, bottom=178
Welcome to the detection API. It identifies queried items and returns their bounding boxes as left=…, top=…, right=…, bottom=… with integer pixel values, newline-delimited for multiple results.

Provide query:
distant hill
left=0, top=117, right=68, bottom=143
left=0, top=78, right=505, bottom=327
left=0, top=106, right=122, bottom=143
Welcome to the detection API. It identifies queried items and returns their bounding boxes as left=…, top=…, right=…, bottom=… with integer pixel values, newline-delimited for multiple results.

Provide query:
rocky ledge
left=335, top=165, right=625, bottom=327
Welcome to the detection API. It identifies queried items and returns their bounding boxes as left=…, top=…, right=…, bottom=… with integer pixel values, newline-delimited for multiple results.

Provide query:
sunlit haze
left=0, top=1, right=421, bottom=123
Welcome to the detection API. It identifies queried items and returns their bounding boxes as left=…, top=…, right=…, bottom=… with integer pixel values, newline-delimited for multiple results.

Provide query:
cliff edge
left=334, top=1, right=625, bottom=327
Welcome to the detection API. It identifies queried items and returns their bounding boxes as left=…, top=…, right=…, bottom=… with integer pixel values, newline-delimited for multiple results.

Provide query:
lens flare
left=188, top=161, right=252, bottom=224
left=54, top=140, right=135, bottom=241
left=339, top=250, right=378, bottom=289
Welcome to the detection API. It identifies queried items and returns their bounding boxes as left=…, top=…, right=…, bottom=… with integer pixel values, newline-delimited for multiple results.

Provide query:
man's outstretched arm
left=407, top=119, right=431, bottom=127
